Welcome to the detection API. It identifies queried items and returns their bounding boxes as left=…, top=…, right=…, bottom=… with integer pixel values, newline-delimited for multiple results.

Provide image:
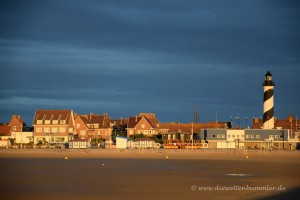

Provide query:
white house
left=11, top=132, right=34, bottom=144
left=128, top=138, right=157, bottom=148
left=116, top=136, right=128, bottom=149
left=69, top=139, right=90, bottom=149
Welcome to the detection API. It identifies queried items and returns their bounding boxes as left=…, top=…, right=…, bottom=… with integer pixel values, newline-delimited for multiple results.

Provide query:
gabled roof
left=77, top=113, right=110, bottom=128
left=127, top=113, right=160, bottom=129
left=127, top=117, right=142, bottom=128
left=33, top=110, right=73, bottom=125
left=9, top=115, right=26, bottom=126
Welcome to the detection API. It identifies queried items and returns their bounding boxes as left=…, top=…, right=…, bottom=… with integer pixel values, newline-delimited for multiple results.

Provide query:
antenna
left=216, top=110, right=218, bottom=124
left=194, top=104, right=199, bottom=123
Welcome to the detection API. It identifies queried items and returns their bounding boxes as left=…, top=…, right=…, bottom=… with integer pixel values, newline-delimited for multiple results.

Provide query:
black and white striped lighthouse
left=263, top=71, right=275, bottom=129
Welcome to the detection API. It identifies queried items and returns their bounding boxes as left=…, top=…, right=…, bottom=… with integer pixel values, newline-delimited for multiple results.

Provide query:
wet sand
left=0, top=149, right=299, bottom=200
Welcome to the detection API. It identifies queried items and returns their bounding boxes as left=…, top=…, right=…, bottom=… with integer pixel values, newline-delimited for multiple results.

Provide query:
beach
left=0, top=149, right=299, bottom=200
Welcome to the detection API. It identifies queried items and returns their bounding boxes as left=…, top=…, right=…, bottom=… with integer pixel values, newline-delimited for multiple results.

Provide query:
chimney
left=89, top=113, right=93, bottom=120
left=135, top=115, right=138, bottom=122
left=120, top=117, right=123, bottom=125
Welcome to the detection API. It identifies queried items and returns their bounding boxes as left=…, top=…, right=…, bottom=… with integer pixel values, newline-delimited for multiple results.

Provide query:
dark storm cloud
left=0, top=0, right=299, bottom=124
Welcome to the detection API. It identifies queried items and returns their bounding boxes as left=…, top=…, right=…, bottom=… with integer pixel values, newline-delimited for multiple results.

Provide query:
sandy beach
left=0, top=149, right=299, bottom=200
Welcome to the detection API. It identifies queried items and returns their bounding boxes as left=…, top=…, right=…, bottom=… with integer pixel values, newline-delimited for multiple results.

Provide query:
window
left=44, top=128, right=50, bottom=132
left=221, top=134, right=225, bottom=138
left=251, top=134, right=254, bottom=139
left=52, top=120, right=58, bottom=124
left=59, top=127, right=66, bottom=133
left=94, top=124, right=99, bottom=128
left=228, top=135, right=231, bottom=138
left=55, top=137, right=65, bottom=143
left=168, top=134, right=171, bottom=140
left=269, top=135, right=274, bottom=139
left=52, top=127, right=58, bottom=132
left=212, top=135, right=216, bottom=138
left=275, top=135, right=278, bottom=139
left=76, top=124, right=80, bottom=128
left=60, top=120, right=66, bottom=124
left=141, top=124, right=145, bottom=128
left=232, top=135, right=235, bottom=138
left=13, top=126, right=17, bottom=131
left=280, top=135, right=283, bottom=139
left=237, top=135, right=239, bottom=138
left=37, top=120, right=43, bottom=124
left=69, top=128, right=73, bottom=132
left=246, top=134, right=250, bottom=139
left=45, top=120, right=50, bottom=124
left=36, top=128, right=42, bottom=133
left=256, top=135, right=260, bottom=139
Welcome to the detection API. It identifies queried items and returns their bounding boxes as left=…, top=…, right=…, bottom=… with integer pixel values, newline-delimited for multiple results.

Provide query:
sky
left=0, top=0, right=299, bottom=126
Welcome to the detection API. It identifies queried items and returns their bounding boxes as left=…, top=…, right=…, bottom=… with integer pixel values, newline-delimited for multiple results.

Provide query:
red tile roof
left=0, top=125, right=11, bottom=136
left=9, top=115, right=26, bottom=126
left=159, top=122, right=228, bottom=133
left=127, top=116, right=142, bottom=128
left=77, top=113, right=110, bottom=128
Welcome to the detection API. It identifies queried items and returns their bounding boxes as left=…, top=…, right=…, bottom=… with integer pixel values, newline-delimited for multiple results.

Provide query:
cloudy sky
left=0, top=0, right=299, bottom=126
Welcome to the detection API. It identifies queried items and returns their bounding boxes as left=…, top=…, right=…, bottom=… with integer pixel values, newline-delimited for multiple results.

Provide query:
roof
left=9, top=115, right=26, bottom=126
left=77, top=113, right=110, bottom=128
left=159, top=122, right=229, bottom=133
left=0, top=125, right=11, bottom=136
left=33, top=110, right=73, bottom=125
left=127, top=114, right=160, bottom=129
left=127, top=116, right=142, bottom=128
left=265, top=71, right=272, bottom=77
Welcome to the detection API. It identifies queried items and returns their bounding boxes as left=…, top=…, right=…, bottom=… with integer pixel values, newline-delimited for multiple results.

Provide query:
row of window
left=36, top=127, right=73, bottom=133
left=72, top=142, right=87, bottom=146
left=36, top=137, right=65, bottom=143
left=138, top=130, right=153, bottom=134
left=228, top=135, right=244, bottom=138
left=37, top=120, right=66, bottom=125
left=76, top=124, right=100, bottom=129
left=206, top=134, right=283, bottom=140
left=167, top=134, right=193, bottom=140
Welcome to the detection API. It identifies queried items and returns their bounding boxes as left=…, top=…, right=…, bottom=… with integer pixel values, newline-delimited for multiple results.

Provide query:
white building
left=69, top=139, right=90, bottom=149
left=11, top=132, right=34, bottom=144
left=116, top=136, right=128, bottom=149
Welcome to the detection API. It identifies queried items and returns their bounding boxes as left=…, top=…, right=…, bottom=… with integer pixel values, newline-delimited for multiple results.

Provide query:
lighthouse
left=262, top=71, right=275, bottom=129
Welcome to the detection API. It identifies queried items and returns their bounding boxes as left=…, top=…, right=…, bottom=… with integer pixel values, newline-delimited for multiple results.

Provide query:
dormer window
left=60, top=120, right=66, bottom=124
left=37, top=120, right=43, bottom=124
left=45, top=120, right=50, bottom=124
left=52, top=120, right=58, bottom=124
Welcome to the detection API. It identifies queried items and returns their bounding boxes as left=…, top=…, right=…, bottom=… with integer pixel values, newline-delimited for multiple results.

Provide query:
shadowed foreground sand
left=0, top=149, right=299, bottom=200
